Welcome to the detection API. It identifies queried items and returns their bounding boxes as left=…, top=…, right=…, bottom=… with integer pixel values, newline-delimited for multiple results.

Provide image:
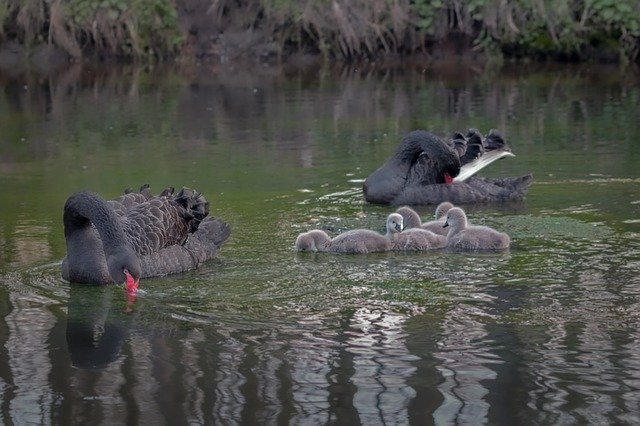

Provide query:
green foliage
left=408, top=0, right=640, bottom=60
left=67, top=0, right=182, bottom=58
left=0, top=0, right=182, bottom=59
left=1, top=0, right=640, bottom=61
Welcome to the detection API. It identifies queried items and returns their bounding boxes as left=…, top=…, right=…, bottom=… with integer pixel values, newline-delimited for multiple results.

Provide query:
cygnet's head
left=386, top=213, right=404, bottom=234
left=295, top=230, right=331, bottom=252
left=434, top=201, right=454, bottom=219
left=443, top=207, right=467, bottom=229
left=395, top=206, right=422, bottom=228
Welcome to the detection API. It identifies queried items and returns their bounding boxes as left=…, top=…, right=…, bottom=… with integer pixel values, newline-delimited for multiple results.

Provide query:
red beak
left=444, top=173, right=454, bottom=184
left=124, top=270, right=140, bottom=294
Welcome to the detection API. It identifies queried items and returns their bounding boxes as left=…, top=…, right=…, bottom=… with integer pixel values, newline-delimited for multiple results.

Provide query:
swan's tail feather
left=173, top=187, right=210, bottom=232
left=209, top=218, right=231, bottom=247
left=460, top=129, right=484, bottom=164
left=185, top=217, right=231, bottom=261
left=160, top=187, right=175, bottom=197
left=139, top=184, right=153, bottom=200
left=450, top=132, right=467, bottom=157
left=484, top=129, right=508, bottom=151
left=465, top=128, right=483, bottom=146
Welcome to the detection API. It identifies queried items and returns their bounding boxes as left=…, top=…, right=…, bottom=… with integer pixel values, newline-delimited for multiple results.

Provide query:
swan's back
left=329, top=213, right=402, bottom=253
left=120, top=187, right=209, bottom=255
left=329, top=229, right=391, bottom=254
left=392, top=228, right=447, bottom=251
left=139, top=217, right=231, bottom=277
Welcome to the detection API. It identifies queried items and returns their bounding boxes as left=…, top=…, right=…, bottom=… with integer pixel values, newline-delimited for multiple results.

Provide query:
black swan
left=61, top=185, right=231, bottom=291
left=363, top=129, right=532, bottom=205
left=396, top=202, right=454, bottom=236
left=443, top=207, right=510, bottom=250
left=295, top=213, right=403, bottom=253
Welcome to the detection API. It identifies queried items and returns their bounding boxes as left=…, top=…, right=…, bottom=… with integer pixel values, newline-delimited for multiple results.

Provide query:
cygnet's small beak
left=395, top=223, right=403, bottom=232
left=442, top=221, right=449, bottom=228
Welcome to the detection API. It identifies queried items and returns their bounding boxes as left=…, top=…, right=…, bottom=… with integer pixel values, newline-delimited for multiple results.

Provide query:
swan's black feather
left=62, top=185, right=230, bottom=284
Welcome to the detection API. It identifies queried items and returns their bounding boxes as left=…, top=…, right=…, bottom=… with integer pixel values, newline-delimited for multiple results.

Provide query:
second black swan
left=363, top=129, right=532, bottom=205
left=61, top=185, right=231, bottom=291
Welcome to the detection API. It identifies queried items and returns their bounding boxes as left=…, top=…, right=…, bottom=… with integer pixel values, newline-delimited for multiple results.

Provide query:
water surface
left=1, top=63, right=640, bottom=424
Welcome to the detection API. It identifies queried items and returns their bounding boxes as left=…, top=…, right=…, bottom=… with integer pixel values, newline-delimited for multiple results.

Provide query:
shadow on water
left=0, top=63, right=640, bottom=423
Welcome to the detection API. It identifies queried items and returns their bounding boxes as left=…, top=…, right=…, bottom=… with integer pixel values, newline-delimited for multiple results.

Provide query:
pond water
left=1, top=62, right=640, bottom=424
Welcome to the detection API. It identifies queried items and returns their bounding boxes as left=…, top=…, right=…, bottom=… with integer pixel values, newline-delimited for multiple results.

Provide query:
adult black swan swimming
left=363, top=129, right=532, bottom=205
left=61, top=185, right=231, bottom=292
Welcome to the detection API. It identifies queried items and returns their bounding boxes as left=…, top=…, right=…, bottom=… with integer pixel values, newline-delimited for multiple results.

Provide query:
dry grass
left=1, top=0, right=639, bottom=62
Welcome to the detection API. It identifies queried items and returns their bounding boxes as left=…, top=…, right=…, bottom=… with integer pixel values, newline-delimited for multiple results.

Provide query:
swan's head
left=387, top=213, right=404, bottom=234
left=295, top=230, right=331, bottom=252
left=107, top=246, right=141, bottom=293
left=443, top=207, right=467, bottom=229
left=434, top=201, right=454, bottom=220
left=399, top=131, right=461, bottom=185
left=395, top=206, right=422, bottom=229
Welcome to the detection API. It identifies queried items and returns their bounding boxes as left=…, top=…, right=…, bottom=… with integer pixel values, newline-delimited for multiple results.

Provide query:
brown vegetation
left=1, top=0, right=639, bottom=69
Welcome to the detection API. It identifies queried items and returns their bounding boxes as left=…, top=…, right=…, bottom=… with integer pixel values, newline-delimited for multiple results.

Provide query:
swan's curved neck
left=64, top=191, right=129, bottom=256
left=445, top=219, right=466, bottom=238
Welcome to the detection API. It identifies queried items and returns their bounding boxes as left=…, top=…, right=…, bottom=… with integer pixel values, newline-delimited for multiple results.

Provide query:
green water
left=0, top=64, right=639, bottom=424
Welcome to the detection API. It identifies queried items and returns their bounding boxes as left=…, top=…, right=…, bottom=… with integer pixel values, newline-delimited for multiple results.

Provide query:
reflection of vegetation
left=0, top=0, right=639, bottom=61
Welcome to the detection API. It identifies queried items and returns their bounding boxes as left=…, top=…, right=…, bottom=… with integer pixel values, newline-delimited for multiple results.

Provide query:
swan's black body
left=62, top=185, right=230, bottom=284
left=363, top=130, right=532, bottom=205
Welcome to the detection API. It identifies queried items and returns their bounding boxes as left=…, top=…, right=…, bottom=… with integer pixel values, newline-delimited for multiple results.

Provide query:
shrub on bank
left=0, top=0, right=638, bottom=62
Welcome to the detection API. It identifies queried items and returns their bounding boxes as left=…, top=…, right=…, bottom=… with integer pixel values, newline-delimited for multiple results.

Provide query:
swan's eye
left=123, top=268, right=129, bottom=274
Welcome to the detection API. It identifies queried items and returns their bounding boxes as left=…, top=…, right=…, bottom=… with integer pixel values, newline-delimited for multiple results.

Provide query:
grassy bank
left=1, top=0, right=639, bottom=63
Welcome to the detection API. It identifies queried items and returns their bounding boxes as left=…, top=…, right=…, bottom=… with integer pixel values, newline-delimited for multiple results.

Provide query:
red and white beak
left=124, top=270, right=140, bottom=294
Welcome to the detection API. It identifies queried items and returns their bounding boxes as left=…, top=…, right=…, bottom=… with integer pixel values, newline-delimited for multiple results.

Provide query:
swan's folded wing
left=138, top=217, right=230, bottom=277
left=122, top=198, right=192, bottom=255
left=121, top=186, right=211, bottom=255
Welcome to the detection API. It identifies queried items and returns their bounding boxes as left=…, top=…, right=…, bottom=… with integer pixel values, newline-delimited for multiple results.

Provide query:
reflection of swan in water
left=443, top=207, right=510, bottom=250
left=295, top=214, right=403, bottom=253
left=66, top=284, right=135, bottom=369
left=396, top=202, right=454, bottom=236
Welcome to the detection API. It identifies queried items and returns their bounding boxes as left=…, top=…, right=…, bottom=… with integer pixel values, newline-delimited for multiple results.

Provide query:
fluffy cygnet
left=396, top=202, right=454, bottom=236
left=294, top=230, right=332, bottom=252
left=443, top=207, right=510, bottom=250
left=328, top=213, right=401, bottom=253
left=295, top=213, right=403, bottom=254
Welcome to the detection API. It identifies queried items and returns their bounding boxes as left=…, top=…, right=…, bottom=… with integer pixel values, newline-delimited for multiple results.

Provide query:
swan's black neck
left=64, top=191, right=129, bottom=257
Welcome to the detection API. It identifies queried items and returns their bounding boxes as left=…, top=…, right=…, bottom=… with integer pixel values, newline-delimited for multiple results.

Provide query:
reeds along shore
left=1, top=0, right=639, bottom=63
